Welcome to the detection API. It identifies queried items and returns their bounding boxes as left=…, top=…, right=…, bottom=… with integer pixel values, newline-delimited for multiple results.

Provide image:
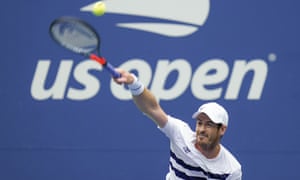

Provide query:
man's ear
left=219, top=125, right=227, bottom=136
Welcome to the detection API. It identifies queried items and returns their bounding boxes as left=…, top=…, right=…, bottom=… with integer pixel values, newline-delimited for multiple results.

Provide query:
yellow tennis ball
left=92, top=2, right=106, bottom=16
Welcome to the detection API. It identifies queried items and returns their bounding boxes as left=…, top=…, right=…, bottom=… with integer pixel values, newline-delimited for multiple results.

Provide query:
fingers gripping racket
left=49, top=16, right=121, bottom=78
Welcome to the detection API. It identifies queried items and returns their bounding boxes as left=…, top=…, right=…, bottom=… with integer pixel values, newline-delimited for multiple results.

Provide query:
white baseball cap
left=192, top=102, right=229, bottom=126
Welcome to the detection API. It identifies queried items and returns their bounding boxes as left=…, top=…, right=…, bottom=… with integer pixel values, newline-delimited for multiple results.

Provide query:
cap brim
left=192, top=111, right=201, bottom=119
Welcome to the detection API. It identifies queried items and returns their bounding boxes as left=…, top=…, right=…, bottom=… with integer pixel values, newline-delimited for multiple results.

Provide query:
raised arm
left=113, top=69, right=168, bottom=128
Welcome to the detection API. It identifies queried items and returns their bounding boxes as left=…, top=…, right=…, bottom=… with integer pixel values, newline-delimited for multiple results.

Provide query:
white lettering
left=67, top=60, right=102, bottom=100
left=31, top=60, right=73, bottom=100
left=151, top=59, right=191, bottom=101
left=31, top=56, right=271, bottom=101
left=225, top=59, right=268, bottom=100
left=191, top=59, right=229, bottom=100
left=31, top=60, right=102, bottom=100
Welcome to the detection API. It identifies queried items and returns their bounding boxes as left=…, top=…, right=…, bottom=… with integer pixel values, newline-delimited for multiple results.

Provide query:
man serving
left=113, top=69, right=242, bottom=180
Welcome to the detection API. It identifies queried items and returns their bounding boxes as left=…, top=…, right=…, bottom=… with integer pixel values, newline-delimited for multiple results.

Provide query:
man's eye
left=207, top=123, right=214, bottom=127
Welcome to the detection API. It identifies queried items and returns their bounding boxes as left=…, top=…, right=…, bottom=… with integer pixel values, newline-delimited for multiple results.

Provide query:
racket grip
left=105, top=62, right=121, bottom=78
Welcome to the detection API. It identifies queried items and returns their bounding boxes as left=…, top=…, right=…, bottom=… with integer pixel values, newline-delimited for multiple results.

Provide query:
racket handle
left=89, top=54, right=121, bottom=78
left=105, top=62, right=121, bottom=78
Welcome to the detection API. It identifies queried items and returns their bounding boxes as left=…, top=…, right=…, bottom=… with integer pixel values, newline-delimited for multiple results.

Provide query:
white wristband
left=127, top=74, right=145, bottom=96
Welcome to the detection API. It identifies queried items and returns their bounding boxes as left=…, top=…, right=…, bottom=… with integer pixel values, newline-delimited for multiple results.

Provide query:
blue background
left=1, top=0, right=300, bottom=179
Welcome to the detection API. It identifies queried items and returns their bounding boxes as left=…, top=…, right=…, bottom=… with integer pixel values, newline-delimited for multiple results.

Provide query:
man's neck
left=195, top=143, right=221, bottom=159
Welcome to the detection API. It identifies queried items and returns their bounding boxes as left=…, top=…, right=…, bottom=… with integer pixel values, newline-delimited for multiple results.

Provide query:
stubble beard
left=197, top=134, right=219, bottom=152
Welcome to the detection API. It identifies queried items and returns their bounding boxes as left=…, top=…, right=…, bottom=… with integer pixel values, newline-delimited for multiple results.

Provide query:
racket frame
left=49, top=16, right=120, bottom=78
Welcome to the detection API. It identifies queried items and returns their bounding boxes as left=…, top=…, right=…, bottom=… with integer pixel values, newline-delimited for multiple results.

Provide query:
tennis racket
left=49, top=16, right=121, bottom=78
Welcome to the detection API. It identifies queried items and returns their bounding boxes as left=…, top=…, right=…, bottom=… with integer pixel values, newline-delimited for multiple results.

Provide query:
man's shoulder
left=166, top=115, right=193, bottom=130
left=160, top=115, right=194, bottom=141
left=220, top=145, right=242, bottom=170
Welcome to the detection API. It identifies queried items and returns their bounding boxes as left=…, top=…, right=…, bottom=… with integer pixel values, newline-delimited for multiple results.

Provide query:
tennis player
left=114, top=69, right=242, bottom=180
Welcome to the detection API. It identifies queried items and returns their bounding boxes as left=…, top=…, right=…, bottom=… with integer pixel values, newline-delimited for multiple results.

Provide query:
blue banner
left=1, top=0, right=299, bottom=179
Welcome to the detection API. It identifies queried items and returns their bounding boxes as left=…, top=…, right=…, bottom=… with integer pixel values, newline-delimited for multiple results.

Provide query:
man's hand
left=113, top=68, right=135, bottom=85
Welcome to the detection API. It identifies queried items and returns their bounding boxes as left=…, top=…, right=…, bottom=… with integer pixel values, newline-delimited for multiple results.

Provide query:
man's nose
left=197, top=124, right=207, bottom=132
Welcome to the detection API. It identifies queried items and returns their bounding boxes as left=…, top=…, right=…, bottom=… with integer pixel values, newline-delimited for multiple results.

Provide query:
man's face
left=195, top=113, right=226, bottom=151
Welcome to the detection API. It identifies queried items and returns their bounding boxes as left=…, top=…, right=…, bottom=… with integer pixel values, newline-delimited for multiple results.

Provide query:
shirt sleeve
left=226, top=169, right=242, bottom=180
left=159, top=115, right=192, bottom=141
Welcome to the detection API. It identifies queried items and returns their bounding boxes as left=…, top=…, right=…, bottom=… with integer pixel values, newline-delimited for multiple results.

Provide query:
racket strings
left=50, top=20, right=99, bottom=55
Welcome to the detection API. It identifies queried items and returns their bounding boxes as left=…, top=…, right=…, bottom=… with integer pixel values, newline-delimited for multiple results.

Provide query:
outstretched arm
left=113, top=69, right=168, bottom=128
